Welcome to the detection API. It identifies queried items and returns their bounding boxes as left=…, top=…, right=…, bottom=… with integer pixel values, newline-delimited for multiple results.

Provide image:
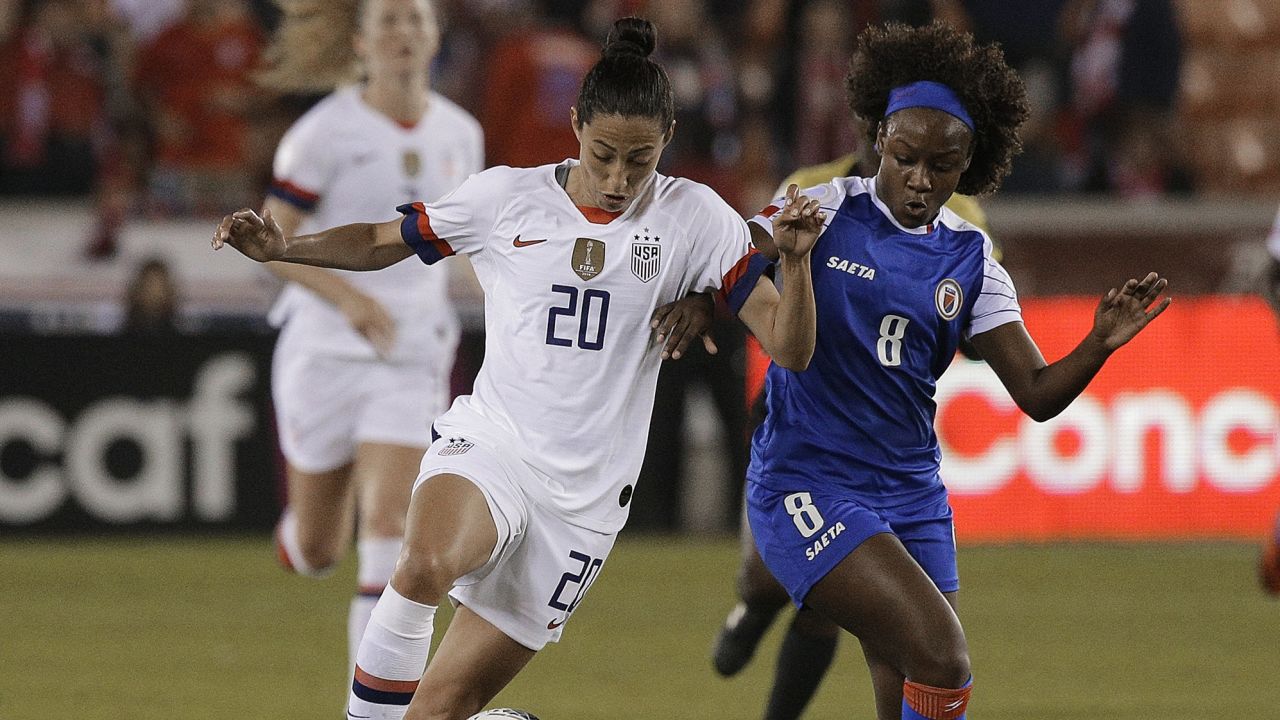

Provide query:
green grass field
left=2, top=535, right=1276, bottom=719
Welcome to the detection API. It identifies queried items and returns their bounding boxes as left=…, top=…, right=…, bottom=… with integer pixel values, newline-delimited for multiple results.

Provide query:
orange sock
left=902, top=677, right=972, bottom=720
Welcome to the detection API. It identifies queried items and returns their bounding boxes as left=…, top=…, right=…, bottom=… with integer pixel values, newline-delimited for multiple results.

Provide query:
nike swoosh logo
left=547, top=617, right=566, bottom=629
left=513, top=235, right=548, bottom=248
left=346, top=708, right=371, bottom=719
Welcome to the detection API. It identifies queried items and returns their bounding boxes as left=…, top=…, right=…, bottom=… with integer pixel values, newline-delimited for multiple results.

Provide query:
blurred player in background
left=253, top=0, right=483, bottom=685
left=736, top=22, right=1170, bottom=720
left=1260, top=206, right=1280, bottom=597
left=712, top=118, right=994, bottom=720
left=214, top=17, right=822, bottom=720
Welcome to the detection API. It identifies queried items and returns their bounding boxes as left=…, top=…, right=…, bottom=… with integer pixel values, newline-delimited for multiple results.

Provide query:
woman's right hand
left=212, top=207, right=287, bottom=263
left=338, top=292, right=397, bottom=358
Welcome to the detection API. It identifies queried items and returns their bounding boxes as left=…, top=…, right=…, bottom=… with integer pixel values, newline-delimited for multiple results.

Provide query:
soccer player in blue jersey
left=739, top=22, right=1170, bottom=720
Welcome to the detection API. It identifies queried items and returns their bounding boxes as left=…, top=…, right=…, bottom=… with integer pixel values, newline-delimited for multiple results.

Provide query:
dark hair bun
left=603, top=17, right=656, bottom=59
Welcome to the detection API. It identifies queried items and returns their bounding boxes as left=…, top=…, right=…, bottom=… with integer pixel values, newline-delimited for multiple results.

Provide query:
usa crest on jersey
left=440, top=437, right=474, bottom=456
left=935, top=278, right=963, bottom=320
left=630, top=242, right=661, bottom=282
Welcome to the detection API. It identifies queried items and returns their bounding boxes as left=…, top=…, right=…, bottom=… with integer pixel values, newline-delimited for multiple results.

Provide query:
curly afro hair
left=846, top=21, right=1029, bottom=196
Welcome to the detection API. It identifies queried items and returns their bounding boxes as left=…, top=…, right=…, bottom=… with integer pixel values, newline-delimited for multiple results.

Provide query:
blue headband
left=885, top=81, right=974, bottom=131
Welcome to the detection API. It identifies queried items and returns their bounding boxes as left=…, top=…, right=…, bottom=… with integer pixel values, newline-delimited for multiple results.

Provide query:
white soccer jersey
left=1268, top=206, right=1280, bottom=261
left=267, top=85, right=484, bottom=362
left=399, top=161, right=770, bottom=532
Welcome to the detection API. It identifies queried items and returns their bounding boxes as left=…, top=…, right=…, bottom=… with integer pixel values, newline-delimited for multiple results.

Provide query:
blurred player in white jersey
left=215, top=17, right=823, bottom=720
left=1261, top=207, right=1280, bottom=596
left=254, top=0, right=482, bottom=683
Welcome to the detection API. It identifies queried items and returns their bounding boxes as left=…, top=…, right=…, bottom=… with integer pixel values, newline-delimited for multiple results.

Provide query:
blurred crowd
left=0, top=0, right=1201, bottom=258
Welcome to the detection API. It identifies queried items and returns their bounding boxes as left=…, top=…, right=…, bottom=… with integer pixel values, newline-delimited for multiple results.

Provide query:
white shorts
left=413, top=434, right=617, bottom=651
left=272, top=329, right=450, bottom=473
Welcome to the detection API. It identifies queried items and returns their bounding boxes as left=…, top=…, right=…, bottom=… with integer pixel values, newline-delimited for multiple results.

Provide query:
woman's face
left=874, top=108, right=973, bottom=228
left=571, top=111, right=673, bottom=213
left=357, top=0, right=438, bottom=82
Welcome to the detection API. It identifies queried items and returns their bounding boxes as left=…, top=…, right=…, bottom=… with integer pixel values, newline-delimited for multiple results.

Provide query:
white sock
left=347, top=584, right=436, bottom=720
left=275, top=508, right=333, bottom=578
left=349, top=537, right=404, bottom=676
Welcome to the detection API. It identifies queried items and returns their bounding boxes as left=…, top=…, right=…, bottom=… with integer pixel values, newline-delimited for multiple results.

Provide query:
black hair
left=846, top=21, right=1029, bottom=196
left=574, top=17, right=674, bottom=130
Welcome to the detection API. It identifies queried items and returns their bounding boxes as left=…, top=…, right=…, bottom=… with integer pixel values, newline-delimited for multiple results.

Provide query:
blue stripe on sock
left=351, top=679, right=414, bottom=706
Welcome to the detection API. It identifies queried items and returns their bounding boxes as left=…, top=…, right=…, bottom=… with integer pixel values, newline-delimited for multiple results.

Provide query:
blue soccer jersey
left=747, top=176, right=1022, bottom=507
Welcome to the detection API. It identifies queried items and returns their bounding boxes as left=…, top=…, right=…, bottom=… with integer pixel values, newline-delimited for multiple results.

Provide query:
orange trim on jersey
left=354, top=666, right=420, bottom=694
left=576, top=205, right=623, bottom=224
left=721, top=249, right=760, bottom=296
left=394, top=118, right=418, bottom=130
left=745, top=335, right=769, bottom=407
left=412, top=203, right=455, bottom=259
left=758, top=204, right=780, bottom=219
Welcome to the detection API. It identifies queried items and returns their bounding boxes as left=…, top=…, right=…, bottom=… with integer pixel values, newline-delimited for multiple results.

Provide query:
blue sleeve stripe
left=266, top=181, right=319, bottom=212
left=723, top=251, right=772, bottom=315
left=396, top=202, right=454, bottom=265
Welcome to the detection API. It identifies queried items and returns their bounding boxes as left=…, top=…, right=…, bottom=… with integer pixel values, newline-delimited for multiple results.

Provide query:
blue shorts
left=746, top=481, right=958, bottom=606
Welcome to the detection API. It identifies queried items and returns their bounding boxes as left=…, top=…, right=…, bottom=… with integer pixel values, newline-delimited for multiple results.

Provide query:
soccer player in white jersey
left=739, top=23, right=1170, bottom=720
left=214, top=17, right=823, bottom=720
left=1261, top=207, right=1280, bottom=596
left=253, top=0, right=482, bottom=683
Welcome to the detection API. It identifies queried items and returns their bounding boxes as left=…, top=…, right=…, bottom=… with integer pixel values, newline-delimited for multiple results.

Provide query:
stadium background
left=2, top=0, right=1279, bottom=718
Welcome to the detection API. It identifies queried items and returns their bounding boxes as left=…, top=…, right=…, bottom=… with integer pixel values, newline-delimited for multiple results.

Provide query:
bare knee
left=906, top=636, right=970, bottom=689
left=296, top=533, right=344, bottom=573
left=392, top=546, right=462, bottom=604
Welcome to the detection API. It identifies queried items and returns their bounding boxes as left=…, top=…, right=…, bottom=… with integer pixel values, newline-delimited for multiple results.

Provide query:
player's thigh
left=283, top=461, right=356, bottom=551
left=805, top=533, right=966, bottom=682
left=450, top=485, right=617, bottom=653
left=354, top=442, right=427, bottom=539
left=351, top=360, right=449, bottom=538
left=409, top=605, right=536, bottom=720
left=735, top=502, right=789, bottom=606
left=395, top=436, right=528, bottom=600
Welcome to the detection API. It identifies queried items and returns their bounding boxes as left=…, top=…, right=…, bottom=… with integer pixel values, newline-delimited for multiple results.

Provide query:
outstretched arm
left=971, top=272, right=1171, bottom=422
left=737, top=185, right=822, bottom=371
left=212, top=206, right=412, bottom=271
left=257, top=198, right=398, bottom=356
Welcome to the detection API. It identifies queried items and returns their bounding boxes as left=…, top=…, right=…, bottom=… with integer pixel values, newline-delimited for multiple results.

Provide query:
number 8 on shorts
left=784, top=492, right=825, bottom=538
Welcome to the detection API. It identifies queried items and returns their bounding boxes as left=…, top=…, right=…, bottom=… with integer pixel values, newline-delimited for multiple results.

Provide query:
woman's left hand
left=771, top=183, right=825, bottom=259
left=651, top=292, right=717, bottom=360
left=1090, top=271, right=1172, bottom=350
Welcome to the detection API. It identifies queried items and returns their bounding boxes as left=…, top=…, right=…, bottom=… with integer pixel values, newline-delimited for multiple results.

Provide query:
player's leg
left=712, top=500, right=790, bottom=676
left=405, top=605, right=536, bottom=720
left=857, top=591, right=959, bottom=720
left=276, top=461, right=356, bottom=574
left=349, top=357, right=450, bottom=671
left=762, top=607, right=840, bottom=720
left=1260, top=510, right=1280, bottom=596
left=349, top=442, right=427, bottom=673
left=271, top=344, right=361, bottom=574
left=348, top=471, right=498, bottom=720
left=805, top=534, right=971, bottom=720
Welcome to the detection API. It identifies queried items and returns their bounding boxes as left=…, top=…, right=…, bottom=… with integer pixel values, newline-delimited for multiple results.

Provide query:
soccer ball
left=466, top=710, right=540, bottom=720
